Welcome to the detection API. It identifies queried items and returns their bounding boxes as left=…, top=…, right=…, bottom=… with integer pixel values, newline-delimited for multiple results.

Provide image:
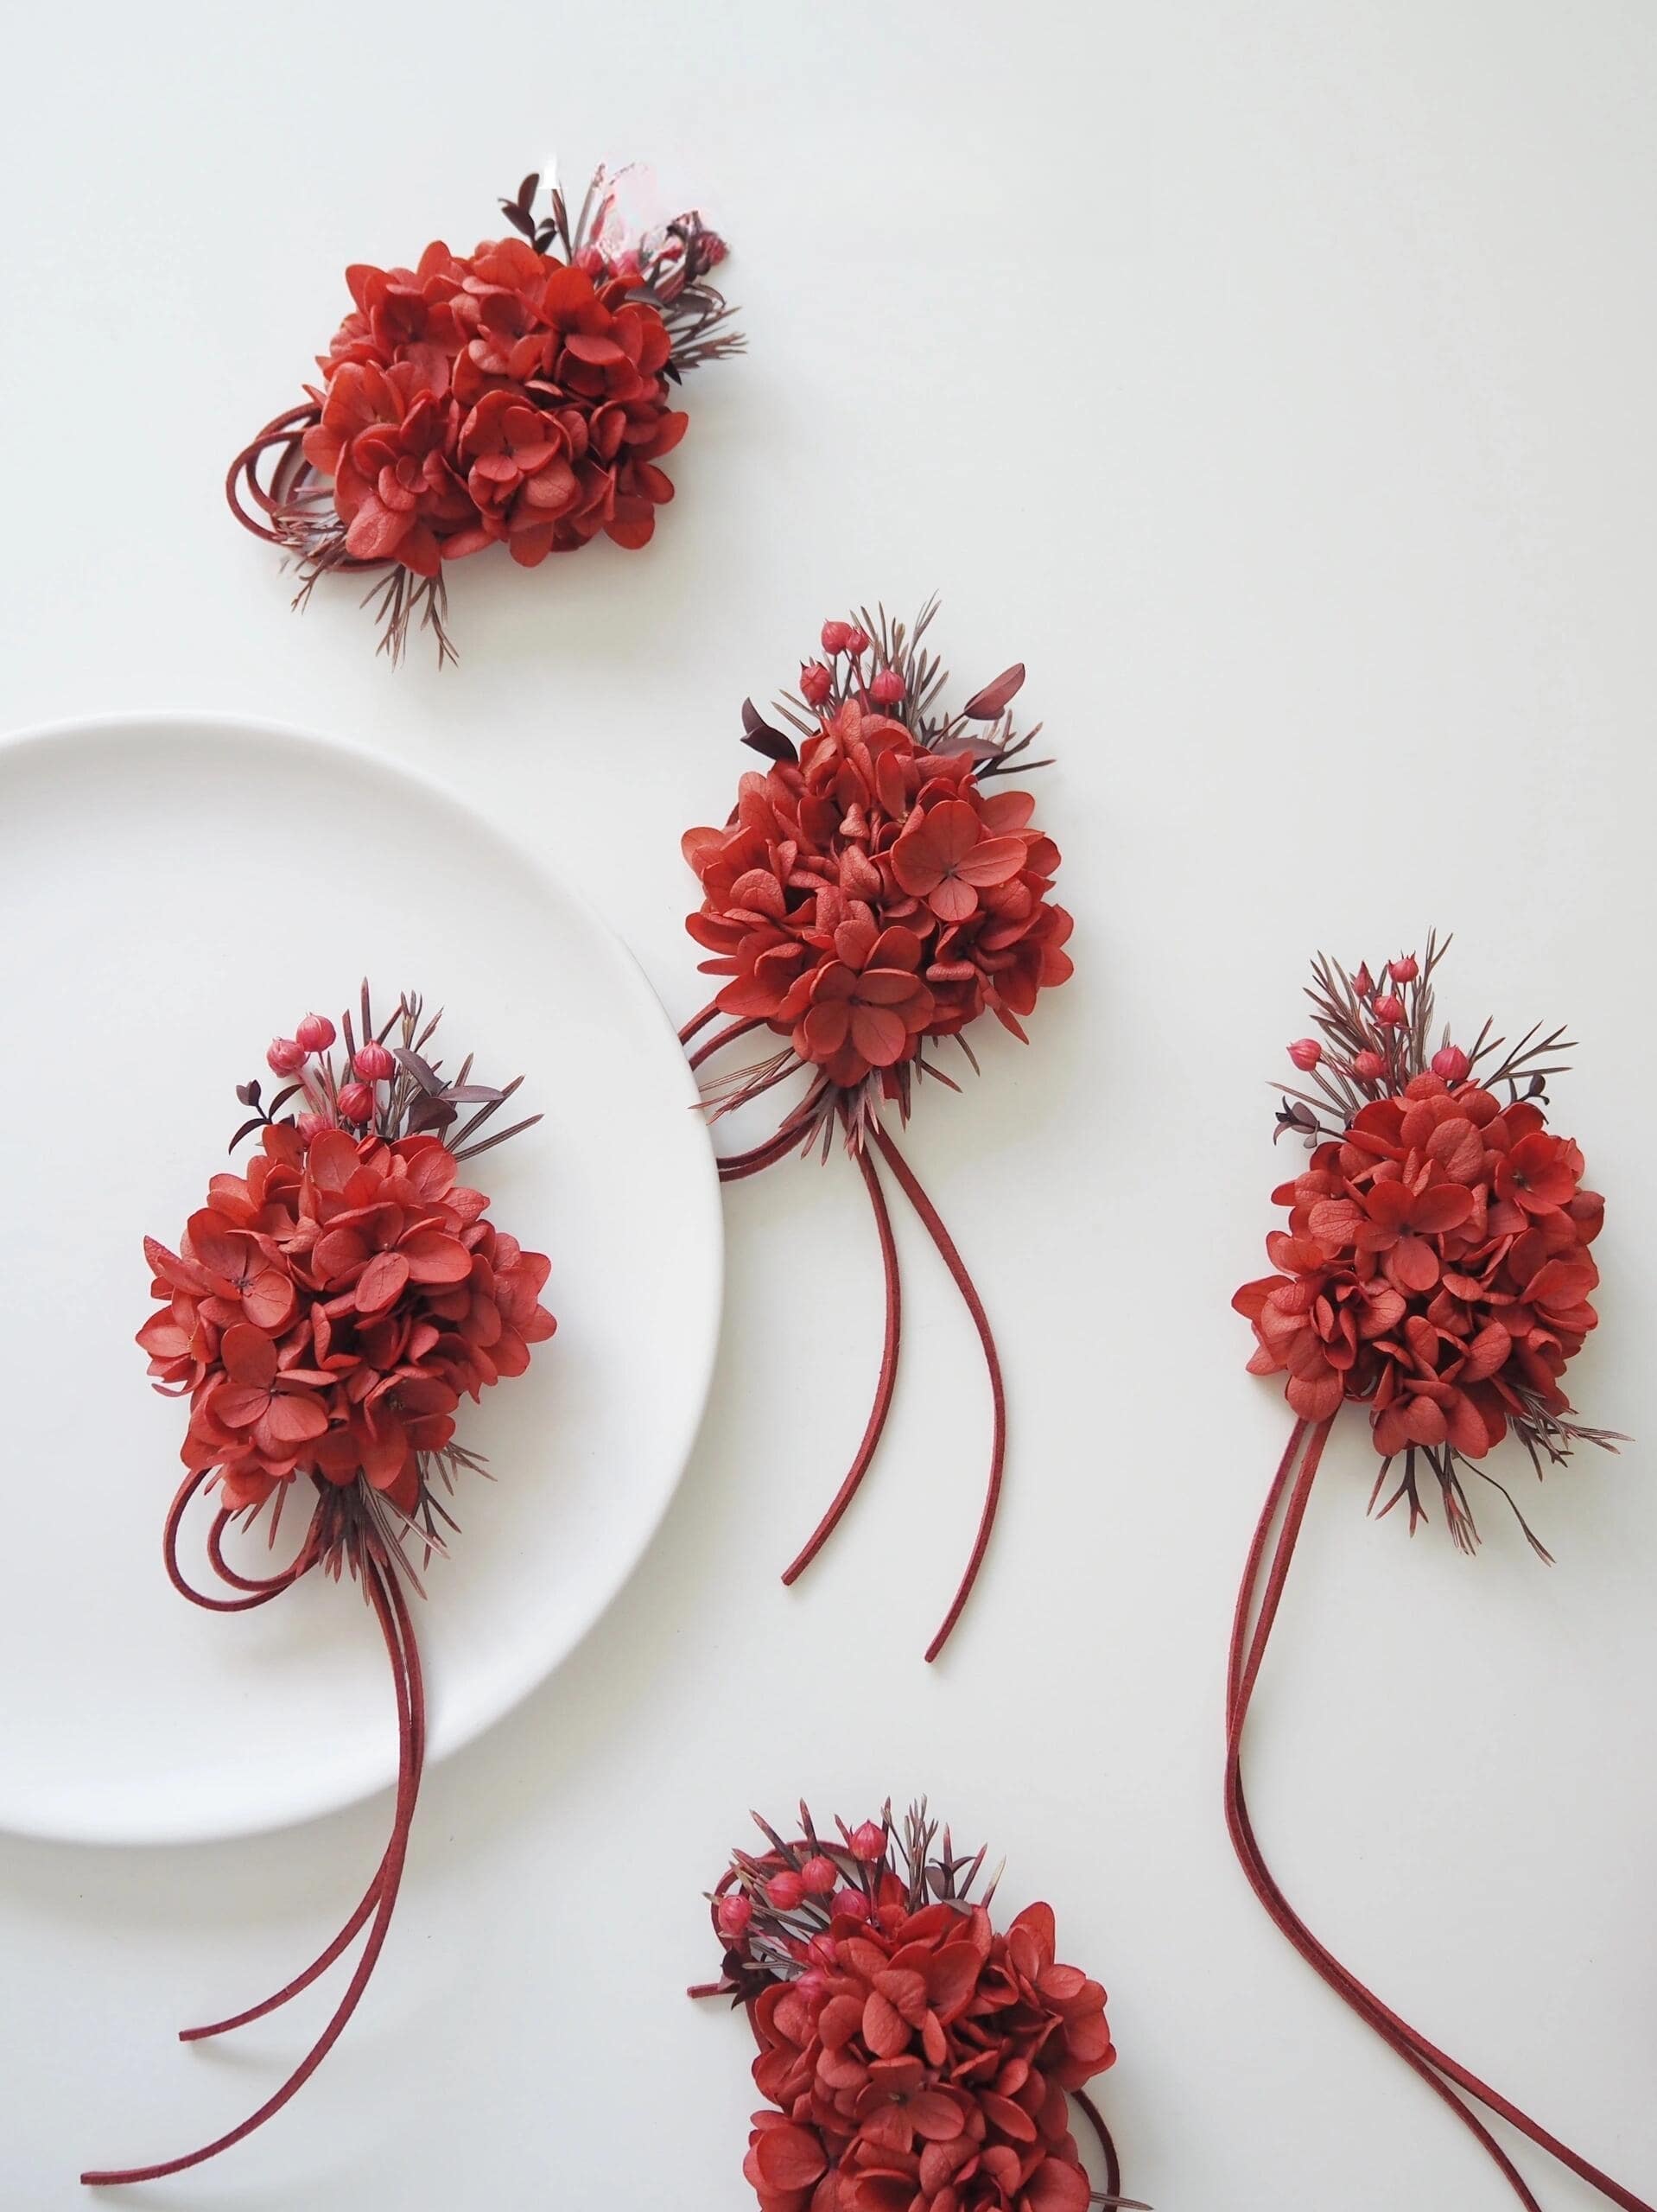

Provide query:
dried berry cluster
left=683, top=604, right=1074, bottom=1148
left=1235, top=938, right=1615, bottom=1547
left=699, top=1804, right=1117, bottom=2212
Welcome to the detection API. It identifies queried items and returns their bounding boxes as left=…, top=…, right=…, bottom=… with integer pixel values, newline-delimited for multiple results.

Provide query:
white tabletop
left=4, top=3, right=1656, bottom=2206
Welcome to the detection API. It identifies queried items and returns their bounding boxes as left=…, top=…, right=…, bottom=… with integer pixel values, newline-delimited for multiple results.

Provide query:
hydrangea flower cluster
left=228, top=162, right=740, bottom=660
left=695, top=1804, right=1121, bottom=2212
left=1235, top=938, right=1614, bottom=1546
left=137, top=988, right=552, bottom=1552
left=683, top=601, right=1072, bottom=1147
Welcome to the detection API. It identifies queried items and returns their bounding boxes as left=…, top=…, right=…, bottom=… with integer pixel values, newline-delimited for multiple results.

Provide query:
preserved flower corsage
left=1229, top=938, right=1646, bottom=2212
left=83, top=986, right=554, bottom=2188
left=691, top=1802, right=1135, bottom=2212
left=680, top=601, right=1074, bottom=1660
left=227, top=162, right=742, bottom=663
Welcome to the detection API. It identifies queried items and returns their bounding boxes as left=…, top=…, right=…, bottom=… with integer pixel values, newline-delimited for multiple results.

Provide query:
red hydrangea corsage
left=680, top=602, right=1074, bottom=1660
left=691, top=1802, right=1133, bottom=2212
left=227, top=162, right=741, bottom=663
left=1228, top=939, right=1645, bottom=2212
left=84, top=987, right=554, bottom=2189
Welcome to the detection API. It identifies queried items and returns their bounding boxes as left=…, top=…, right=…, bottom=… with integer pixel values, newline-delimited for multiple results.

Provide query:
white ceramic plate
left=0, top=715, right=721, bottom=1844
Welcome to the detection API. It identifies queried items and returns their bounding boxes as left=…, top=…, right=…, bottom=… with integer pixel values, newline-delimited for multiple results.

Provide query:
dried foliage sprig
left=227, top=160, right=742, bottom=664
left=680, top=603, right=1076, bottom=1661
left=1226, top=939, right=1647, bottom=2212
left=85, top=988, right=555, bottom=2189
left=692, top=1802, right=1137, bottom=2212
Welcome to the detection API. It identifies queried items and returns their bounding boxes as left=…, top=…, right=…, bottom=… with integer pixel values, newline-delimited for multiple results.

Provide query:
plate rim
left=0, top=708, right=724, bottom=1846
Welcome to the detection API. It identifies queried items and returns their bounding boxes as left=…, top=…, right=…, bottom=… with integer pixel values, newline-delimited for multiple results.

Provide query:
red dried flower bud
left=799, top=661, right=833, bottom=706
left=848, top=1821, right=886, bottom=1863
left=1286, top=1039, right=1322, bottom=1071
left=800, top=1854, right=838, bottom=1896
left=715, top=1892, right=752, bottom=1941
left=1432, top=1044, right=1470, bottom=1082
left=336, top=1081, right=374, bottom=1126
left=295, top=1014, right=336, bottom=1053
left=1388, top=955, right=1419, bottom=984
left=820, top=620, right=852, bottom=655
left=1372, top=994, right=1406, bottom=1027
left=354, top=1041, right=396, bottom=1083
left=766, top=1870, right=805, bottom=1910
left=266, top=1037, right=306, bottom=1077
left=844, top=626, right=869, bottom=657
left=868, top=669, right=905, bottom=705
left=832, top=1888, right=870, bottom=1920
left=1353, top=1050, right=1387, bottom=1082
left=1353, top=963, right=1375, bottom=998
left=574, top=244, right=604, bottom=274
left=295, top=1111, right=333, bottom=1144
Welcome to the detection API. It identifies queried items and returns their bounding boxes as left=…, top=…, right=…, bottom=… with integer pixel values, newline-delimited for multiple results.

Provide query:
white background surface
left=3, top=3, right=1654, bottom=2206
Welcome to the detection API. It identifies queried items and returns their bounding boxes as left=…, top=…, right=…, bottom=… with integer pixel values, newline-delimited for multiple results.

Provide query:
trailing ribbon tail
left=81, top=1542, right=425, bottom=2188
left=1227, top=1420, right=1654, bottom=2212
left=872, top=1127, right=1006, bottom=1663
left=679, top=1007, right=1006, bottom=1657
left=782, top=1139, right=903, bottom=1585
left=180, top=1548, right=428, bottom=2044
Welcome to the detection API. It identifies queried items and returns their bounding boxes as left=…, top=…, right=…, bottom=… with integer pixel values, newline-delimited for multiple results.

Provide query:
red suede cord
left=82, top=1497, right=425, bottom=2188
left=872, top=1127, right=1005, bottom=1663
left=781, top=1140, right=903, bottom=1584
left=1227, top=1418, right=1652, bottom=2210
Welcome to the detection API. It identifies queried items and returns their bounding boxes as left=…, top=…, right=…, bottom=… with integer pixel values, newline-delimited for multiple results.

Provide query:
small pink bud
left=1432, top=1044, right=1470, bottom=1083
left=574, top=244, right=604, bottom=275
left=295, top=1013, right=336, bottom=1053
left=1286, top=1039, right=1322, bottom=1071
left=832, top=1889, right=871, bottom=1921
left=1353, top=963, right=1375, bottom=998
left=1353, top=1050, right=1387, bottom=1082
left=1372, top=994, right=1406, bottom=1027
left=848, top=1821, right=886, bottom=1864
left=868, top=669, right=905, bottom=705
left=715, top=1893, right=752, bottom=1941
left=336, top=1081, right=374, bottom=1126
left=295, top=1111, right=333, bottom=1143
left=793, top=1967, right=828, bottom=2002
left=766, top=1870, right=804, bottom=1910
left=266, top=1037, right=306, bottom=1077
left=799, top=661, right=833, bottom=706
left=820, top=620, right=852, bottom=656
left=800, top=1855, right=839, bottom=1897
left=806, top=1933, right=838, bottom=1970
left=354, top=1040, right=396, bottom=1083
left=844, top=626, right=869, bottom=657
left=1388, top=955, right=1419, bottom=984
